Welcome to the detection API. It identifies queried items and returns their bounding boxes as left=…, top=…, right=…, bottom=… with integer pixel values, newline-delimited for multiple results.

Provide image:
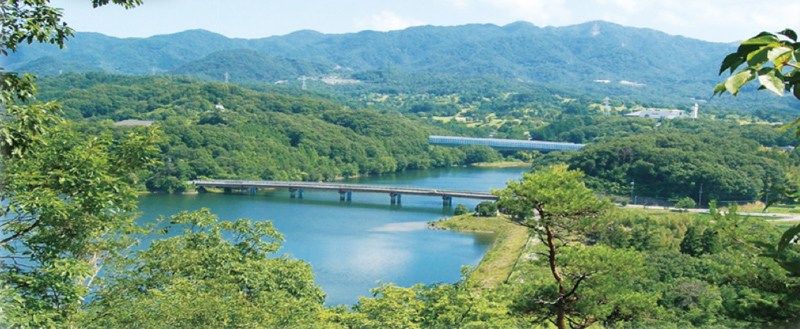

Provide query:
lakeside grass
left=431, top=213, right=530, bottom=288
left=470, top=161, right=531, bottom=168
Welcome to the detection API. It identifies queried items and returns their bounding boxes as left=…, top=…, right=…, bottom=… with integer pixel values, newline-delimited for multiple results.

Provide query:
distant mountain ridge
left=7, top=21, right=732, bottom=78
left=8, top=20, right=794, bottom=111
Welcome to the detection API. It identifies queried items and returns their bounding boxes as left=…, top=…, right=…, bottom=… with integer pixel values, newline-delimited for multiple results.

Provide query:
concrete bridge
left=429, top=135, right=585, bottom=152
left=189, top=179, right=499, bottom=206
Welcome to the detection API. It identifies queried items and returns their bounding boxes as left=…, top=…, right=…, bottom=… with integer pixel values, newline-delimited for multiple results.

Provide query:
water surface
left=137, top=166, right=527, bottom=305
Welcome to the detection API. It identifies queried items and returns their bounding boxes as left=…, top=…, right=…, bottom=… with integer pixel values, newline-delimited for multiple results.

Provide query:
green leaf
left=719, top=53, right=745, bottom=75
left=747, top=46, right=771, bottom=67
left=712, top=83, right=727, bottom=96
left=777, top=223, right=800, bottom=251
left=742, top=33, right=780, bottom=46
left=757, top=67, right=785, bottom=96
left=778, top=29, right=798, bottom=42
left=724, top=69, right=755, bottom=96
left=794, top=83, right=800, bottom=101
left=737, top=33, right=780, bottom=54
left=767, top=46, right=793, bottom=61
left=777, top=116, right=800, bottom=131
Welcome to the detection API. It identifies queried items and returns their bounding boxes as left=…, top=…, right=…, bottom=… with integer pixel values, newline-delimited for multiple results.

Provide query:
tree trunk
left=545, top=225, right=567, bottom=329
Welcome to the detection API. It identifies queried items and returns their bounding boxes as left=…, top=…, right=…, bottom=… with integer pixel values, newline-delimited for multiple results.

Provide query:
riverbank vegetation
left=431, top=213, right=530, bottom=288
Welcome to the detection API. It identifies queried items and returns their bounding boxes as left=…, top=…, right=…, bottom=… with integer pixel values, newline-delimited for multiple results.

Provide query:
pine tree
left=701, top=228, right=722, bottom=255
left=680, top=226, right=703, bottom=257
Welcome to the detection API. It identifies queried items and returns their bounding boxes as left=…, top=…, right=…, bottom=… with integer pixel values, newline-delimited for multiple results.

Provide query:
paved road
left=620, top=204, right=800, bottom=222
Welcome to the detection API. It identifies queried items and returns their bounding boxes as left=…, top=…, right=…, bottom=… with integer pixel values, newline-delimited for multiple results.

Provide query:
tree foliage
left=715, top=29, right=800, bottom=102
left=474, top=201, right=498, bottom=217
left=495, top=165, right=612, bottom=329
left=716, top=28, right=800, bottom=280
left=85, top=209, right=326, bottom=328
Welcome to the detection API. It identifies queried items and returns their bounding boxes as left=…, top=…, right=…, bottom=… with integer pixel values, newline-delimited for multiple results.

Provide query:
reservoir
left=136, top=166, right=527, bottom=305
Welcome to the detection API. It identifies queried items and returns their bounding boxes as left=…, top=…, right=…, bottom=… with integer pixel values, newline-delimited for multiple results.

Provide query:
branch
left=563, top=273, right=591, bottom=301
left=83, top=252, right=103, bottom=290
left=0, top=219, right=40, bottom=245
left=528, top=296, right=559, bottom=305
left=781, top=61, right=800, bottom=70
left=573, top=315, right=595, bottom=329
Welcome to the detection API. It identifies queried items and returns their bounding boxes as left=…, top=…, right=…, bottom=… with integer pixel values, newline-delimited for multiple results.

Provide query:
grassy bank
left=469, top=161, right=531, bottom=168
left=430, top=213, right=530, bottom=288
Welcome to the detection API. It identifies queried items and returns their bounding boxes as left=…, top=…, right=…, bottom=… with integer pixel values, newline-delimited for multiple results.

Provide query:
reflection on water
left=136, top=166, right=526, bottom=305
left=369, top=221, right=429, bottom=232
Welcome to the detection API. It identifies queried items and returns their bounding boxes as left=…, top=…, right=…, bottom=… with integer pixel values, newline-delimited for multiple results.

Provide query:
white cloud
left=479, top=0, right=571, bottom=26
left=442, top=0, right=471, bottom=9
left=358, top=10, right=427, bottom=32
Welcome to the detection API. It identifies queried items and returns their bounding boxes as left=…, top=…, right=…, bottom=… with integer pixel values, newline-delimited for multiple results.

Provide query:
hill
left=168, top=49, right=332, bottom=83
left=7, top=21, right=799, bottom=113
left=35, top=73, right=471, bottom=191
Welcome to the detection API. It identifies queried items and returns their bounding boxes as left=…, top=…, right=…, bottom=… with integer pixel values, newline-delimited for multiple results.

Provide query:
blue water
left=136, top=166, right=527, bottom=305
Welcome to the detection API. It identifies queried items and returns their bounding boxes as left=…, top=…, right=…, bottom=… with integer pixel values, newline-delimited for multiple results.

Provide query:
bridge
left=429, top=135, right=585, bottom=152
left=189, top=179, right=499, bottom=206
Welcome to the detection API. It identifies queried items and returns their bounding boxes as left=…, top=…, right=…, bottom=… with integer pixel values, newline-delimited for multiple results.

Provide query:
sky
left=52, top=0, right=800, bottom=43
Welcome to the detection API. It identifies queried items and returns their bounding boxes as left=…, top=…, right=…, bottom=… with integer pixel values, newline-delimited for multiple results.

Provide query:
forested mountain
left=168, top=49, right=332, bottom=83
left=35, top=73, right=474, bottom=191
left=10, top=21, right=799, bottom=112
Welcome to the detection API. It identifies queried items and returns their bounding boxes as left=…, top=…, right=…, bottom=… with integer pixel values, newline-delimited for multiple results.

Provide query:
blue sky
left=52, top=0, right=800, bottom=43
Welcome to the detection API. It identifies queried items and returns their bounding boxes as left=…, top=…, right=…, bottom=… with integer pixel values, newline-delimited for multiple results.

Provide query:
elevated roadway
left=189, top=179, right=499, bottom=206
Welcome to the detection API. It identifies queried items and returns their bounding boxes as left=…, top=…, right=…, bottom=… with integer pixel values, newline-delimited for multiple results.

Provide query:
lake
left=136, top=166, right=527, bottom=305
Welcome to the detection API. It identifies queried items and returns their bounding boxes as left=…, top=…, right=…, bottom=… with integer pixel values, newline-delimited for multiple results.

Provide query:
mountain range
left=5, top=21, right=798, bottom=112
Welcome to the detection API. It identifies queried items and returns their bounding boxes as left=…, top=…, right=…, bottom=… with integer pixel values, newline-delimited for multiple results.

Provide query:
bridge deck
left=189, top=180, right=499, bottom=200
left=429, top=135, right=584, bottom=152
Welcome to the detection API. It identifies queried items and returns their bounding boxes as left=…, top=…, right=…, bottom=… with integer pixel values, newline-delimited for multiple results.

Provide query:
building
left=624, top=110, right=686, bottom=120
left=113, top=120, right=154, bottom=127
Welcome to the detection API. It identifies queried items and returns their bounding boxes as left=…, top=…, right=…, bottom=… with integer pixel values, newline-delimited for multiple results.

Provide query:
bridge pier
left=250, top=187, right=257, bottom=195
left=289, top=188, right=304, bottom=199
left=390, top=193, right=402, bottom=205
left=442, top=196, right=453, bottom=207
left=339, top=190, right=352, bottom=202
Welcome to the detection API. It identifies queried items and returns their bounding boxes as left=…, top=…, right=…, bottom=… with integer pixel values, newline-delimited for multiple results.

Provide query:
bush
left=475, top=201, right=497, bottom=217
left=454, top=204, right=469, bottom=215
left=675, top=197, right=696, bottom=211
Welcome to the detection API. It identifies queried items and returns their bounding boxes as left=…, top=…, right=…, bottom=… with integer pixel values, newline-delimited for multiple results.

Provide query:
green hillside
left=168, top=49, right=332, bottom=83
left=36, top=73, right=470, bottom=191
left=11, top=21, right=799, bottom=112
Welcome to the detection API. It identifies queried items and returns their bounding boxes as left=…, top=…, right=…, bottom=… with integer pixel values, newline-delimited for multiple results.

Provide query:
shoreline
left=429, top=213, right=529, bottom=288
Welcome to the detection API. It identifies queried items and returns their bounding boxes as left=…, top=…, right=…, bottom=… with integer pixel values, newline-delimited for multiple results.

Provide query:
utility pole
left=698, top=183, right=703, bottom=207
left=630, top=180, right=635, bottom=205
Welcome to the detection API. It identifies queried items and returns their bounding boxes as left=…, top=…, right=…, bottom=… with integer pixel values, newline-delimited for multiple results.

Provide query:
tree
left=716, top=29, right=800, bottom=278
left=494, top=165, right=611, bottom=329
left=0, top=104, right=160, bottom=327
left=701, top=228, right=722, bottom=255
left=674, top=197, right=696, bottom=211
left=680, top=226, right=703, bottom=257
left=474, top=201, right=498, bottom=217
left=0, top=1, right=156, bottom=327
left=454, top=204, right=470, bottom=215
left=85, top=209, right=327, bottom=328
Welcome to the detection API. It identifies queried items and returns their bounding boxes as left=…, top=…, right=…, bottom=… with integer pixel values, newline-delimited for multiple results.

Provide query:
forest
left=34, top=73, right=486, bottom=192
left=2, top=1, right=800, bottom=328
